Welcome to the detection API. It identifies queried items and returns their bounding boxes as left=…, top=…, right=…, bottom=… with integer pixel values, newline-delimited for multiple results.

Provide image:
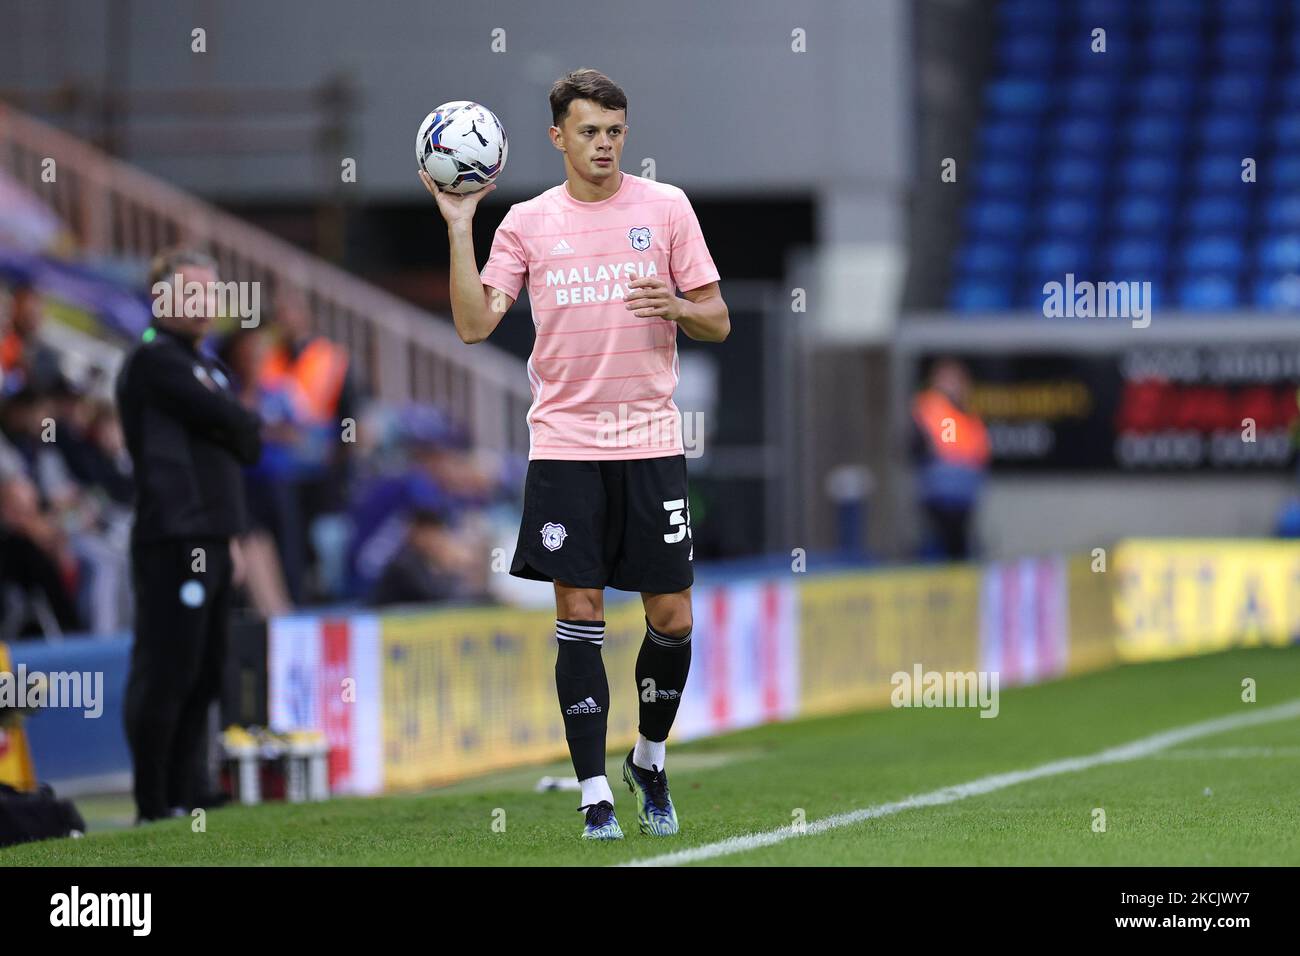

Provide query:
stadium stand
left=952, top=0, right=1300, bottom=313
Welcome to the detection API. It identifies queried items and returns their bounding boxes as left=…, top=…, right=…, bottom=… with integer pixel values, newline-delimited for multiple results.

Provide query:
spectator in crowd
left=0, top=282, right=63, bottom=395
left=0, top=388, right=79, bottom=512
left=911, top=358, right=990, bottom=561
left=369, top=506, right=474, bottom=606
left=0, top=474, right=82, bottom=637
left=51, top=379, right=134, bottom=508
left=257, top=287, right=356, bottom=602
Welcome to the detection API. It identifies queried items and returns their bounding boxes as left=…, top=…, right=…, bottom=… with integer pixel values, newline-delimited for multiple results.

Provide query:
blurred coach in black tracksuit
left=115, top=248, right=262, bottom=823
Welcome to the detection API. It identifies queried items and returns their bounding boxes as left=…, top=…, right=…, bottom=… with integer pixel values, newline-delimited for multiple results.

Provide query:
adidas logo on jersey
left=565, top=696, right=602, bottom=716
left=550, top=238, right=575, bottom=256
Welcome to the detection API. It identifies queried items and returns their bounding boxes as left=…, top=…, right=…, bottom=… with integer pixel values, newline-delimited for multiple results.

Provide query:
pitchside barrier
left=6, top=539, right=1297, bottom=792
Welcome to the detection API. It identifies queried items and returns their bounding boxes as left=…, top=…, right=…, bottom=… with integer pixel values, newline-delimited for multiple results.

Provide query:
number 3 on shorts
left=662, top=498, right=692, bottom=556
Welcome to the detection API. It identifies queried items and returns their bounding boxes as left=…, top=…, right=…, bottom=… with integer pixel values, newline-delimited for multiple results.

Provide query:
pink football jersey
left=479, top=172, right=719, bottom=460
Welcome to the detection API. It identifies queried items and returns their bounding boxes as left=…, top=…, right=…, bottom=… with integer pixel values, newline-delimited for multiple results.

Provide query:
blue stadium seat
left=1267, top=154, right=1300, bottom=188
left=985, top=79, right=1052, bottom=114
left=1068, top=32, right=1134, bottom=66
left=975, top=158, right=1034, bottom=196
left=1052, top=115, right=1114, bottom=153
left=998, top=0, right=1061, bottom=28
left=1045, top=155, right=1107, bottom=193
left=1145, top=31, right=1203, bottom=70
left=1262, top=194, right=1300, bottom=229
left=1111, top=194, right=1175, bottom=234
left=1252, top=275, right=1300, bottom=310
left=1192, top=153, right=1252, bottom=190
left=1000, top=34, right=1056, bottom=74
left=1213, top=31, right=1276, bottom=67
left=1280, top=72, right=1300, bottom=108
left=950, top=279, right=1015, bottom=312
left=977, top=119, right=1040, bottom=158
left=1075, top=0, right=1130, bottom=24
left=1197, top=112, right=1264, bottom=150
left=1141, top=0, right=1208, bottom=26
left=1040, top=197, right=1100, bottom=236
left=1272, top=113, right=1300, bottom=148
left=1103, top=237, right=1170, bottom=275
left=1180, top=236, right=1247, bottom=273
left=1119, top=155, right=1181, bottom=192
left=1227, top=0, right=1283, bottom=22
left=1028, top=239, right=1094, bottom=276
left=1206, top=73, right=1271, bottom=112
left=1184, top=195, right=1252, bottom=231
left=1063, top=75, right=1123, bottom=113
left=979, top=118, right=1041, bottom=156
left=1125, top=114, right=1187, bottom=151
left=1135, top=73, right=1197, bottom=112
left=1176, top=275, right=1240, bottom=310
left=1256, top=233, right=1300, bottom=271
left=966, top=198, right=1031, bottom=238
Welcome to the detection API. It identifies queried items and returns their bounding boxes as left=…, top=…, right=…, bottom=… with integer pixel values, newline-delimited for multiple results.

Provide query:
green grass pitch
left=4, top=645, right=1297, bottom=866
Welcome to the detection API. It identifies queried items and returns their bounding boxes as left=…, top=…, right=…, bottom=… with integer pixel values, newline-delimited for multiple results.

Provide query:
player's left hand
left=626, top=276, right=683, bottom=322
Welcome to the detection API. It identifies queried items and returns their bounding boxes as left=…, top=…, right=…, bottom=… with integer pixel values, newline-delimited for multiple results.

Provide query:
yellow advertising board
left=0, top=643, right=37, bottom=790
left=380, top=601, right=645, bottom=790
left=797, top=566, right=982, bottom=717
left=1066, top=552, right=1119, bottom=675
left=1113, top=539, right=1300, bottom=661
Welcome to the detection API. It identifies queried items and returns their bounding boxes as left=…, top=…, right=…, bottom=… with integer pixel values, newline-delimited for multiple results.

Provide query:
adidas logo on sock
left=565, top=696, right=602, bottom=716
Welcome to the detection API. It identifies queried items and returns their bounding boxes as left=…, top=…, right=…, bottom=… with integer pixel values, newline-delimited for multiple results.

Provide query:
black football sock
left=555, top=620, right=609, bottom=783
left=635, top=617, right=692, bottom=748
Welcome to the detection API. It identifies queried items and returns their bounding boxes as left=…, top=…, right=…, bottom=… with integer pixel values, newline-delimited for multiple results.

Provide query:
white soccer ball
left=416, top=100, right=508, bottom=194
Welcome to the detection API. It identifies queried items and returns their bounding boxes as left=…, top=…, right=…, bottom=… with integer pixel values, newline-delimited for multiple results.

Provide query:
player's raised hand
left=420, top=170, right=495, bottom=226
left=625, top=276, right=682, bottom=322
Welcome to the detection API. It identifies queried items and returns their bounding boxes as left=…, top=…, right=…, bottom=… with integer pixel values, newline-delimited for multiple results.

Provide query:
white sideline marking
left=1155, top=746, right=1300, bottom=760
left=620, top=699, right=1300, bottom=867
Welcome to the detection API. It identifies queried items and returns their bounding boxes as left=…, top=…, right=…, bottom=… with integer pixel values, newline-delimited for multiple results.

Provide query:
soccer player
left=422, top=68, right=729, bottom=840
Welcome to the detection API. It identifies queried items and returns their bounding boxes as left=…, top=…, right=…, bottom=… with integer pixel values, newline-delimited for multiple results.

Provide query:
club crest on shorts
left=540, top=521, right=568, bottom=552
left=628, top=226, right=652, bottom=251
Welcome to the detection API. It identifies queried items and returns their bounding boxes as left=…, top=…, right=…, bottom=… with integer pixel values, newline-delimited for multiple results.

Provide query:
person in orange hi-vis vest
left=911, top=358, right=990, bottom=560
left=256, top=286, right=356, bottom=602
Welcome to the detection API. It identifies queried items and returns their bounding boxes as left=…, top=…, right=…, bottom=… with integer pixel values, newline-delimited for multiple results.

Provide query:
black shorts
left=510, top=455, right=694, bottom=594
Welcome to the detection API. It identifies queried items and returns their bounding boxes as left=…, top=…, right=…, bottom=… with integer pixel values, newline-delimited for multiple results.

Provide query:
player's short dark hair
left=549, top=69, right=627, bottom=126
left=148, top=247, right=218, bottom=288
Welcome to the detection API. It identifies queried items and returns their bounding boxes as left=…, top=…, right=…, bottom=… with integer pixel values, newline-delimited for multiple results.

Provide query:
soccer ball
left=416, top=101, right=508, bottom=194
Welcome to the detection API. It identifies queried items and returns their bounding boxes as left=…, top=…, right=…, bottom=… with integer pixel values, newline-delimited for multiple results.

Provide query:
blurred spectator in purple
left=345, top=406, right=499, bottom=600
left=368, top=506, right=475, bottom=606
